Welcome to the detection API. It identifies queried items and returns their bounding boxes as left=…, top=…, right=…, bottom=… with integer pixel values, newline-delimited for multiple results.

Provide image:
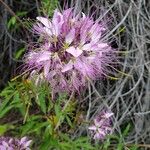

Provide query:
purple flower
left=25, top=8, right=116, bottom=93
left=0, top=136, right=32, bottom=150
left=88, top=110, right=113, bottom=140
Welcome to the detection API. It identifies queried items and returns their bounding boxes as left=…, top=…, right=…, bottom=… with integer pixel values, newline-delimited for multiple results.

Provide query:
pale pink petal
left=62, top=61, right=73, bottom=72
left=103, top=112, right=113, bottom=118
left=90, top=23, right=104, bottom=43
left=71, top=71, right=81, bottom=91
left=74, top=57, right=96, bottom=78
left=82, top=12, right=86, bottom=19
left=98, top=128, right=106, bottom=135
left=51, top=25, right=60, bottom=36
left=82, top=43, right=92, bottom=51
left=65, top=28, right=75, bottom=44
left=51, top=10, right=64, bottom=36
left=94, top=119, right=100, bottom=127
left=88, top=125, right=97, bottom=131
left=98, top=43, right=109, bottom=49
left=91, top=34, right=100, bottom=43
left=8, top=138, right=13, bottom=143
left=44, top=61, right=51, bottom=77
left=36, top=51, right=51, bottom=63
left=2, top=141, right=9, bottom=147
left=94, top=133, right=102, bottom=140
left=62, top=8, right=73, bottom=21
left=95, top=119, right=104, bottom=128
left=43, top=27, right=52, bottom=36
left=20, top=137, right=27, bottom=144
left=66, top=47, right=83, bottom=57
left=23, top=140, right=32, bottom=148
left=87, top=54, right=96, bottom=62
left=47, top=71, right=56, bottom=80
left=0, top=146, right=7, bottom=150
left=36, top=17, right=52, bottom=28
left=52, top=9, right=63, bottom=25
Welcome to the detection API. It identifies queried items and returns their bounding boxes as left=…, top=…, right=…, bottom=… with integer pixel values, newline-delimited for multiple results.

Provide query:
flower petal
left=2, top=141, right=9, bottom=147
left=98, top=43, right=109, bottom=49
left=65, top=28, right=75, bottom=44
left=20, top=137, right=27, bottom=144
left=94, top=119, right=104, bottom=128
left=43, top=27, right=52, bottom=36
left=36, top=17, right=52, bottom=28
left=0, top=146, right=7, bottom=150
left=82, top=43, right=92, bottom=51
left=52, top=9, right=63, bottom=25
left=88, top=125, right=97, bottom=131
left=36, top=51, right=51, bottom=63
left=62, top=61, right=73, bottom=72
left=44, top=61, right=51, bottom=77
left=98, top=128, right=106, bottom=135
left=82, top=12, right=86, bottom=19
left=71, top=71, right=81, bottom=92
left=52, top=9, right=64, bottom=36
left=23, top=140, right=32, bottom=148
left=94, top=133, right=103, bottom=140
left=103, top=112, right=114, bottom=119
left=66, top=47, right=83, bottom=57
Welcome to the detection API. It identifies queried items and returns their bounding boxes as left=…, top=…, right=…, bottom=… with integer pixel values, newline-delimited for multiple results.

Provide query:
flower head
left=25, top=8, right=116, bottom=93
left=88, top=110, right=113, bottom=140
left=0, top=136, right=32, bottom=150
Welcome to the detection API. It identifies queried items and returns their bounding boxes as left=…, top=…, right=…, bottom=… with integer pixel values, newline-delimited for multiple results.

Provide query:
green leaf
left=7, top=16, right=16, bottom=29
left=14, top=47, right=25, bottom=59
left=16, top=11, right=27, bottom=17
left=40, top=137, right=60, bottom=150
left=103, top=138, right=110, bottom=149
left=129, top=145, right=139, bottom=150
left=20, top=121, right=35, bottom=136
left=123, top=123, right=131, bottom=136
left=38, top=91, right=47, bottom=114
left=66, top=116, right=73, bottom=128
left=0, top=125, right=8, bottom=135
left=29, top=122, right=49, bottom=133
left=54, top=104, right=61, bottom=118
left=0, top=104, right=15, bottom=118
left=41, top=0, right=59, bottom=17
left=44, top=125, right=53, bottom=138
left=0, top=124, right=14, bottom=135
left=117, top=142, right=124, bottom=150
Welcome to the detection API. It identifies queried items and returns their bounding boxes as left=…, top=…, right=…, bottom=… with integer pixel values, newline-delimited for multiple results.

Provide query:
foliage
left=7, top=11, right=27, bottom=29
left=0, top=79, right=86, bottom=148
left=0, top=79, right=139, bottom=150
left=41, top=0, right=59, bottom=16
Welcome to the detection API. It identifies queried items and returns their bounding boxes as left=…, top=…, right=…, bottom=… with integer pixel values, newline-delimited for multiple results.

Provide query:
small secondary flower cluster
left=0, top=136, right=32, bottom=150
left=88, top=110, right=113, bottom=140
left=25, top=8, right=115, bottom=93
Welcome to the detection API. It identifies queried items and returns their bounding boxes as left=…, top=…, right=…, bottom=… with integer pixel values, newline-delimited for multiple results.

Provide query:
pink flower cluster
left=0, top=136, right=32, bottom=150
left=88, top=110, right=113, bottom=140
left=25, top=8, right=115, bottom=93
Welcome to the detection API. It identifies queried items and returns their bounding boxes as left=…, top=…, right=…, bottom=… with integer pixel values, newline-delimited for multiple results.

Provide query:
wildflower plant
left=88, top=110, right=113, bottom=140
left=25, top=8, right=116, bottom=94
left=0, top=0, right=148, bottom=149
left=0, top=136, right=32, bottom=150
